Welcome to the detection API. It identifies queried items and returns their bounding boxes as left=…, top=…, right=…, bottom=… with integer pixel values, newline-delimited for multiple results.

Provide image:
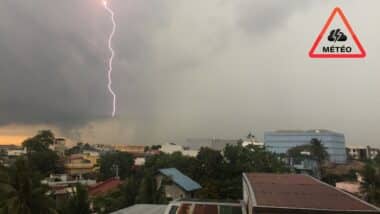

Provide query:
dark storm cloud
left=0, top=0, right=122, bottom=126
left=0, top=0, right=166, bottom=126
left=5, top=0, right=377, bottom=149
left=0, top=0, right=312, bottom=141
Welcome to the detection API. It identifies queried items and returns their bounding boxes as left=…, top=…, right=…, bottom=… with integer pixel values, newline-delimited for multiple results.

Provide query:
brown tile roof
left=88, top=177, right=122, bottom=197
left=244, top=173, right=380, bottom=212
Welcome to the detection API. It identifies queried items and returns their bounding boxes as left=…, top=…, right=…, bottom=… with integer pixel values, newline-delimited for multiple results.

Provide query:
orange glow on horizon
left=0, top=135, right=28, bottom=145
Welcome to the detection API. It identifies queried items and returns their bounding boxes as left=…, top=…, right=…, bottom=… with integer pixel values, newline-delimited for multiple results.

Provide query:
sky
left=0, top=0, right=379, bottom=147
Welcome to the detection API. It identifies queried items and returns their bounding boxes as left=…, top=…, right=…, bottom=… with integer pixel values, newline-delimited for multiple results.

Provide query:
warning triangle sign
left=309, top=7, right=366, bottom=58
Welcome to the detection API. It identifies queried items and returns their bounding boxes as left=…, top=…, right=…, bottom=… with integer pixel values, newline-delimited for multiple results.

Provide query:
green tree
left=29, top=150, right=62, bottom=176
left=22, top=130, right=55, bottom=152
left=196, top=147, right=224, bottom=178
left=219, top=144, right=288, bottom=199
left=99, top=152, right=134, bottom=180
left=60, top=184, right=91, bottom=214
left=287, top=138, right=329, bottom=165
left=361, top=161, right=380, bottom=206
left=310, top=138, right=329, bottom=165
left=20, top=130, right=62, bottom=176
left=136, top=171, right=166, bottom=204
left=145, top=152, right=199, bottom=178
left=93, top=176, right=141, bottom=213
left=374, top=154, right=380, bottom=165
left=0, top=158, right=57, bottom=214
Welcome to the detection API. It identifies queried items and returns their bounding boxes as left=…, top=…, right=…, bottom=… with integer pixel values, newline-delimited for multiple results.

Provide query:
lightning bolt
left=103, top=0, right=117, bottom=117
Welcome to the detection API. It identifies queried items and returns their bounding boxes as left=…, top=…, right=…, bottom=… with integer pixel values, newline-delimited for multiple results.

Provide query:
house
left=242, top=173, right=380, bottom=214
left=111, top=144, right=145, bottom=156
left=49, top=137, right=66, bottom=156
left=6, top=147, right=27, bottom=157
left=88, top=177, right=123, bottom=197
left=156, top=168, right=201, bottom=200
left=41, top=174, right=96, bottom=187
left=347, top=146, right=380, bottom=160
left=64, top=154, right=96, bottom=176
left=186, top=138, right=239, bottom=151
left=42, top=173, right=96, bottom=203
left=160, top=143, right=198, bottom=157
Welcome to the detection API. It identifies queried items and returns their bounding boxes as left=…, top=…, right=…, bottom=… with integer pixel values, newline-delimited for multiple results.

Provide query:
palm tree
left=0, top=158, right=57, bottom=214
left=310, top=138, right=329, bottom=165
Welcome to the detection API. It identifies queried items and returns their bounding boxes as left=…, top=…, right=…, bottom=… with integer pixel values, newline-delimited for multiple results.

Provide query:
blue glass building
left=264, top=129, right=347, bottom=164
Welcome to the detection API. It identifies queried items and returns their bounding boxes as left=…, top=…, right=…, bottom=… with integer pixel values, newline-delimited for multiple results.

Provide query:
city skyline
left=1, top=1, right=380, bottom=147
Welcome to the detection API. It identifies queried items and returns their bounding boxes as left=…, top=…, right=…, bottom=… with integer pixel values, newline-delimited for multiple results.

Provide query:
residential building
left=186, top=138, right=239, bottom=151
left=264, top=129, right=347, bottom=164
left=242, top=134, right=264, bottom=147
left=347, top=146, right=380, bottom=160
left=0, top=144, right=20, bottom=152
left=156, top=168, right=202, bottom=200
left=160, top=143, right=198, bottom=157
left=93, top=144, right=113, bottom=153
left=242, top=173, right=380, bottom=214
left=49, top=137, right=66, bottom=156
left=64, top=154, right=96, bottom=176
left=112, top=144, right=145, bottom=156
left=88, top=177, right=123, bottom=197
left=42, top=174, right=96, bottom=203
left=7, top=147, right=27, bottom=157
left=369, top=147, right=380, bottom=159
left=41, top=174, right=96, bottom=187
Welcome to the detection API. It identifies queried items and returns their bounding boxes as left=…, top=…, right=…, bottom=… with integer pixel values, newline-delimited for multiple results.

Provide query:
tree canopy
left=361, top=159, right=380, bottom=206
left=98, top=152, right=135, bottom=180
left=0, top=158, right=57, bottom=214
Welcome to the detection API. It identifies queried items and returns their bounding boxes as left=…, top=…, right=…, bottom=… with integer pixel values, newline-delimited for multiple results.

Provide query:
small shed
left=156, top=168, right=201, bottom=200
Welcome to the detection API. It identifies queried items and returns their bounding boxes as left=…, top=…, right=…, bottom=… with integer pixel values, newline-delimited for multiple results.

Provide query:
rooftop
left=88, top=177, right=122, bottom=197
left=167, top=200, right=243, bottom=214
left=158, top=168, right=201, bottom=192
left=111, top=204, right=167, bottom=214
left=244, top=173, right=380, bottom=212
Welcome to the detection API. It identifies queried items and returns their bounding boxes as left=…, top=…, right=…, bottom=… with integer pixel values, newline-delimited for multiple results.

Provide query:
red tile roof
left=88, top=177, right=122, bottom=197
left=244, top=173, right=380, bottom=212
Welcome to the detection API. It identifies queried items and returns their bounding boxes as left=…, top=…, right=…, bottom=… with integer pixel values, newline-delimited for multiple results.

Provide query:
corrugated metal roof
left=111, top=204, right=166, bottom=214
left=244, top=173, right=380, bottom=212
left=159, top=168, right=201, bottom=192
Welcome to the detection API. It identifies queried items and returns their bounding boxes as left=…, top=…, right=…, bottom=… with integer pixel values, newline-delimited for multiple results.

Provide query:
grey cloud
left=236, top=1, right=311, bottom=34
left=1, top=0, right=379, bottom=148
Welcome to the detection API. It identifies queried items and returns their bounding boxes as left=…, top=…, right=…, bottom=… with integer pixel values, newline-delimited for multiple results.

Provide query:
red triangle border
left=309, top=7, right=366, bottom=58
